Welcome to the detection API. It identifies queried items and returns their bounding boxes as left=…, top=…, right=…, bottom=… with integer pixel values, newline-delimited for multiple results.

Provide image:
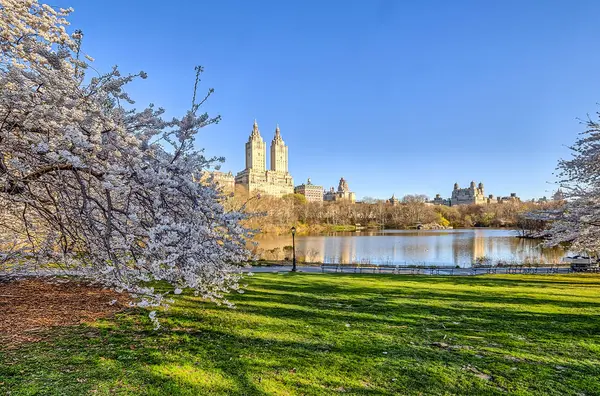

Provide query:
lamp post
left=291, top=226, right=297, bottom=272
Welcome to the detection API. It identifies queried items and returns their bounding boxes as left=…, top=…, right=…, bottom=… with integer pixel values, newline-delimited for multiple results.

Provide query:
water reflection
left=253, top=229, right=567, bottom=267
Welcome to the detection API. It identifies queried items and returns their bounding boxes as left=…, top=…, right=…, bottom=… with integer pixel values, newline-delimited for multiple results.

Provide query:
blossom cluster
left=0, top=0, right=252, bottom=327
left=528, top=115, right=600, bottom=253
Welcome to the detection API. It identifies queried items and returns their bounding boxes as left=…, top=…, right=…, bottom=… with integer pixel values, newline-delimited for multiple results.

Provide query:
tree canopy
left=0, top=0, right=251, bottom=326
left=531, top=112, right=600, bottom=254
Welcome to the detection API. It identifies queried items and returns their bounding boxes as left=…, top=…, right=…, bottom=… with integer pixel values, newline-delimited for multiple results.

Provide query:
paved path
left=246, top=265, right=574, bottom=275
left=247, top=266, right=322, bottom=273
left=2, top=265, right=576, bottom=279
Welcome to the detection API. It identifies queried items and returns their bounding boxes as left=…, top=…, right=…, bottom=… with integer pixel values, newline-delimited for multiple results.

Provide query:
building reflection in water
left=255, top=229, right=568, bottom=267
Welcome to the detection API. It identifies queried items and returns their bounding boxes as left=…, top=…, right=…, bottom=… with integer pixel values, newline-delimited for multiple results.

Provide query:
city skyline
left=214, top=120, right=538, bottom=203
left=64, top=0, right=600, bottom=200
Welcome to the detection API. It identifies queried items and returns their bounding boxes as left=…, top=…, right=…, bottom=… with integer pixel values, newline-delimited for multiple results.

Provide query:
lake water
left=254, top=229, right=568, bottom=267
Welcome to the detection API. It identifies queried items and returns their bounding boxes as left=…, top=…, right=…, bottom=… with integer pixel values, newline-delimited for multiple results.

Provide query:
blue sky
left=64, top=0, right=600, bottom=200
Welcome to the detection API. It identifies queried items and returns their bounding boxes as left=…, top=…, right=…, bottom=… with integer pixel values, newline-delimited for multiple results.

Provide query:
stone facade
left=201, top=170, right=235, bottom=193
left=324, top=177, right=356, bottom=203
left=387, top=194, right=399, bottom=206
left=497, top=193, right=520, bottom=204
left=433, top=182, right=521, bottom=206
left=294, top=178, right=323, bottom=203
left=270, top=125, right=288, bottom=173
left=432, top=194, right=450, bottom=206
left=235, top=121, right=294, bottom=197
left=450, top=181, right=488, bottom=206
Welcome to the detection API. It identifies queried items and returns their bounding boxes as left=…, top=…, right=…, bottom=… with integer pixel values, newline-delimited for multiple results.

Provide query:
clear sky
left=64, top=0, right=600, bottom=200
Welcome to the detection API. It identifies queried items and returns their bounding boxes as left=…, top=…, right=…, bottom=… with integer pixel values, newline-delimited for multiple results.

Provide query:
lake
left=253, top=229, right=568, bottom=267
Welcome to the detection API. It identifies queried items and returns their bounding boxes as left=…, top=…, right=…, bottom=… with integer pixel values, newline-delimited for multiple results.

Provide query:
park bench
left=357, top=265, right=379, bottom=273
left=321, top=264, right=340, bottom=273
left=431, top=267, right=440, bottom=275
left=392, top=266, right=421, bottom=275
left=469, top=265, right=497, bottom=275
left=428, top=267, right=454, bottom=275
left=377, top=265, right=398, bottom=274
left=523, top=265, right=538, bottom=274
left=507, top=265, right=523, bottom=274
left=571, top=262, right=600, bottom=273
left=547, top=264, right=571, bottom=274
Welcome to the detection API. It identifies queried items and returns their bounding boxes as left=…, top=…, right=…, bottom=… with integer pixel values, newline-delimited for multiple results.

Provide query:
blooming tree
left=0, top=0, right=251, bottom=325
left=531, top=113, right=600, bottom=254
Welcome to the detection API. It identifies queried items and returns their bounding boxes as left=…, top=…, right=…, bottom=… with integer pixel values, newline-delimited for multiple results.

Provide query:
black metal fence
left=318, top=263, right=596, bottom=275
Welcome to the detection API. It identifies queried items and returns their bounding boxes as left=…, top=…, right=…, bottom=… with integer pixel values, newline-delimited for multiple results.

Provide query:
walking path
left=1, top=265, right=580, bottom=280
left=247, top=264, right=576, bottom=275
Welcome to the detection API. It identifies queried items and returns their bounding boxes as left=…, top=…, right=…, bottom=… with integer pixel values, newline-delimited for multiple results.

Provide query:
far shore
left=248, top=260, right=570, bottom=269
left=254, top=225, right=529, bottom=236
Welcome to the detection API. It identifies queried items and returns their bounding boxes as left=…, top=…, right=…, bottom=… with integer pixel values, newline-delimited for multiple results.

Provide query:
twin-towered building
left=206, top=120, right=357, bottom=202
left=234, top=120, right=294, bottom=197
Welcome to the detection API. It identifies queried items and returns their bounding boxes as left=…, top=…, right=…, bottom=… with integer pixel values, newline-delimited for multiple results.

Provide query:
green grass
left=2, top=274, right=600, bottom=395
left=326, top=224, right=357, bottom=232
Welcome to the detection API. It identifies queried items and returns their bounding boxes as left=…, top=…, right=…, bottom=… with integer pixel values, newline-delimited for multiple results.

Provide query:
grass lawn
left=1, top=273, right=600, bottom=395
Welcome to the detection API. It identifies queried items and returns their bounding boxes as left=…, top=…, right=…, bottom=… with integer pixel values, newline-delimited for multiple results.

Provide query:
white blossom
left=530, top=112, right=600, bottom=253
left=0, top=0, right=252, bottom=324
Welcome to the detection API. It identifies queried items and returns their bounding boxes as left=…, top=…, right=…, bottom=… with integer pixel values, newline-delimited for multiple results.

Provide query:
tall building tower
left=270, top=125, right=288, bottom=173
left=235, top=120, right=294, bottom=197
left=245, top=120, right=266, bottom=171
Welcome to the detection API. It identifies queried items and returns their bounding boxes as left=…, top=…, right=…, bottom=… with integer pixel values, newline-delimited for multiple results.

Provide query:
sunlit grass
left=2, top=273, right=600, bottom=395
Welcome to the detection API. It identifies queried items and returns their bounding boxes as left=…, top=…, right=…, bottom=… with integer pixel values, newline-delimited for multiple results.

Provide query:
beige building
left=324, top=177, right=356, bottom=203
left=434, top=181, right=520, bottom=206
left=450, top=181, right=488, bottom=206
left=432, top=194, right=450, bottom=206
left=497, top=193, right=521, bottom=204
left=235, top=121, right=294, bottom=197
left=295, top=178, right=323, bottom=202
left=200, top=170, right=235, bottom=193
left=387, top=194, right=399, bottom=206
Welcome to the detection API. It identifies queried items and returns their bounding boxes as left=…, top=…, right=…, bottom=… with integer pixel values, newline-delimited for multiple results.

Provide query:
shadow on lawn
left=258, top=272, right=600, bottom=288
left=1, top=318, right=462, bottom=395
left=2, top=274, right=600, bottom=395
left=226, top=295, right=600, bottom=340
left=167, top=274, right=600, bottom=354
left=1, top=315, right=269, bottom=395
left=242, top=274, right=600, bottom=310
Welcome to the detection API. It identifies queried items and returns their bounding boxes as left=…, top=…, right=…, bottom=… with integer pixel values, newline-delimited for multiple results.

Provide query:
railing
left=320, top=263, right=574, bottom=275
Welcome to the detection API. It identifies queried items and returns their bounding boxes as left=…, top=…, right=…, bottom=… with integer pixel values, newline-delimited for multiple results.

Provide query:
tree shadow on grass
left=170, top=275, right=600, bottom=346
left=229, top=285, right=600, bottom=310
left=254, top=272, right=600, bottom=289
left=2, top=274, right=600, bottom=395
left=0, top=318, right=494, bottom=395
left=0, top=318, right=269, bottom=395
left=394, top=274, right=600, bottom=287
left=227, top=295, right=600, bottom=340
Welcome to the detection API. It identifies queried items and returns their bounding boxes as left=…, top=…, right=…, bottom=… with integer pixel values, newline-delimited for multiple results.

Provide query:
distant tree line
left=226, top=189, right=563, bottom=234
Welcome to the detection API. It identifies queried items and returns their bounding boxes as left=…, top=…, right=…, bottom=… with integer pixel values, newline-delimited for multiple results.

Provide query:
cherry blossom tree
left=531, top=113, right=600, bottom=254
left=0, top=0, right=251, bottom=326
